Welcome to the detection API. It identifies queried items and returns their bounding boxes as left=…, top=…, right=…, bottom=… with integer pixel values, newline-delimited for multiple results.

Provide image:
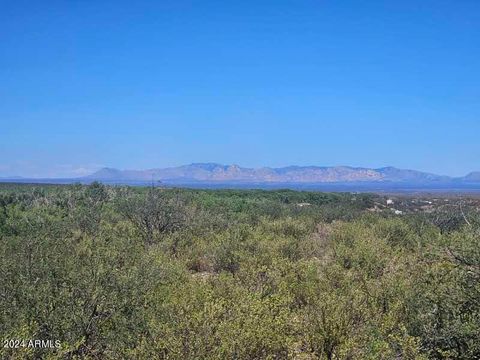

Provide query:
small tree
left=119, top=187, right=187, bottom=246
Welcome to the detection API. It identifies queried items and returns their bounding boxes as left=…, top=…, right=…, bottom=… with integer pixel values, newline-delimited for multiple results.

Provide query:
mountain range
left=83, top=163, right=479, bottom=185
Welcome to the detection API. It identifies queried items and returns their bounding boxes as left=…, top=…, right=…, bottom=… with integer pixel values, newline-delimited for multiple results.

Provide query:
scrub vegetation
left=1, top=183, right=479, bottom=359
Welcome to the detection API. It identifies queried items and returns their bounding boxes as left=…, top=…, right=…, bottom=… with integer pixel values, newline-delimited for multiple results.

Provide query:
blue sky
left=1, top=0, right=479, bottom=178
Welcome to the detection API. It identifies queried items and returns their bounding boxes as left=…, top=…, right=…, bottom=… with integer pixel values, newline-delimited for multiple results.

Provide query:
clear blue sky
left=1, top=0, right=479, bottom=178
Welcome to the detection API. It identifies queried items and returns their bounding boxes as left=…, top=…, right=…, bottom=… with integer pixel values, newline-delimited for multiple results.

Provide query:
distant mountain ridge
left=84, top=163, right=476, bottom=184
left=464, top=172, right=480, bottom=182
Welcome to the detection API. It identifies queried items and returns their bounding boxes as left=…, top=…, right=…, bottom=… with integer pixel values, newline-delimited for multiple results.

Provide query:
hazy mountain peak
left=88, top=167, right=123, bottom=179
left=464, top=172, right=480, bottom=182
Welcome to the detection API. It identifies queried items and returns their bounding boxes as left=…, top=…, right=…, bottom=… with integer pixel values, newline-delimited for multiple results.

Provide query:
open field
left=1, top=183, right=479, bottom=359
